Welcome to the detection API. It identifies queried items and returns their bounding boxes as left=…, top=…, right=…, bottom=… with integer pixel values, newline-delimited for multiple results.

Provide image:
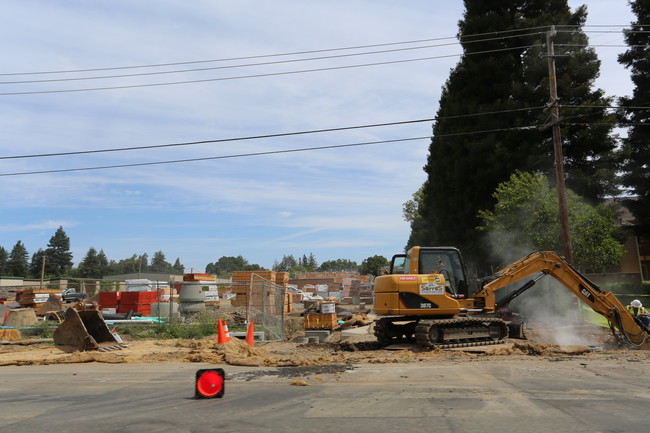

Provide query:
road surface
left=1, top=357, right=649, bottom=433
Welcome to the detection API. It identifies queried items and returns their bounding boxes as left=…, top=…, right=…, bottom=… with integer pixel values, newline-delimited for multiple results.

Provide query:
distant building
left=586, top=198, right=649, bottom=285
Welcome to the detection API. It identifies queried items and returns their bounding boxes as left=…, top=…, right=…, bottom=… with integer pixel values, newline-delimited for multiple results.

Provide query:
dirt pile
left=485, top=342, right=592, bottom=356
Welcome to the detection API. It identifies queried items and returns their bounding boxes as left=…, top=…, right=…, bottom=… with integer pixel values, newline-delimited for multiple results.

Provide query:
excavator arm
left=475, top=251, right=650, bottom=349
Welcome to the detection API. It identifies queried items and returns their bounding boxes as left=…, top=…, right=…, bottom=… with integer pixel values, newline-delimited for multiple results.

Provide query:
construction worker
left=627, top=299, right=650, bottom=328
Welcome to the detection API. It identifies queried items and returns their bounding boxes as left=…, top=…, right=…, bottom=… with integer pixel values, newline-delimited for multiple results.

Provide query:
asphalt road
left=1, top=357, right=649, bottom=433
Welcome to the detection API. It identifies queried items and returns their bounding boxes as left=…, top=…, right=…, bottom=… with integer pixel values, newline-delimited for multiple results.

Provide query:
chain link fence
left=225, top=274, right=286, bottom=341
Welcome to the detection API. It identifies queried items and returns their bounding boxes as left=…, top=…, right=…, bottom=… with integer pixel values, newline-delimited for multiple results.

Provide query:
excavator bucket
left=53, top=307, right=122, bottom=352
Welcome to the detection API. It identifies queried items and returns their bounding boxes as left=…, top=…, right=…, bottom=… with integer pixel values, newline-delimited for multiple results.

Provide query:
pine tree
left=7, top=241, right=29, bottom=277
left=172, top=258, right=185, bottom=274
left=0, top=246, right=8, bottom=276
left=150, top=251, right=172, bottom=273
left=44, top=226, right=73, bottom=276
left=97, top=250, right=109, bottom=276
left=29, top=249, right=46, bottom=278
left=619, top=0, right=650, bottom=233
left=78, top=247, right=102, bottom=278
left=409, top=0, right=618, bottom=271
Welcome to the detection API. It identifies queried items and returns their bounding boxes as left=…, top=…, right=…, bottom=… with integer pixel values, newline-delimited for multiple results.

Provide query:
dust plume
left=502, top=274, right=598, bottom=347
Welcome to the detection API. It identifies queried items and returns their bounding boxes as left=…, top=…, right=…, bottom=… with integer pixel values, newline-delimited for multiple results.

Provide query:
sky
left=0, top=1, right=636, bottom=272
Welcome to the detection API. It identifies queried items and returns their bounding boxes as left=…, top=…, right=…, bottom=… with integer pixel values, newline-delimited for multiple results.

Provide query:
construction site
left=1, top=250, right=649, bottom=365
left=1, top=252, right=650, bottom=432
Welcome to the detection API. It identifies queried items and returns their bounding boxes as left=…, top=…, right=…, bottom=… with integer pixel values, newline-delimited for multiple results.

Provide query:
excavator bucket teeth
left=53, top=308, right=119, bottom=352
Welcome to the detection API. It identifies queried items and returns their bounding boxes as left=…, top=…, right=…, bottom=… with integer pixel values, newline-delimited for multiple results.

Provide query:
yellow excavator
left=373, top=247, right=650, bottom=349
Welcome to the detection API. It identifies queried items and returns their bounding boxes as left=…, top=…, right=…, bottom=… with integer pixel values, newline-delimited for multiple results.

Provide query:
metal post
left=546, top=26, right=573, bottom=264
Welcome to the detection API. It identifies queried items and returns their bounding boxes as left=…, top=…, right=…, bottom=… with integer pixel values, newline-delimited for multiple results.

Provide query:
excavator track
left=415, top=317, right=508, bottom=348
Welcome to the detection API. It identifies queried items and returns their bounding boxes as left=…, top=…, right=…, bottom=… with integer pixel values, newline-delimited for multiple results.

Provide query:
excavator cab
left=388, top=247, right=469, bottom=298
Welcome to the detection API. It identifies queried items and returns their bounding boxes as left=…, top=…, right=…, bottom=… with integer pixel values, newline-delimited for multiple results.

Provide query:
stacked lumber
left=230, top=271, right=277, bottom=312
left=275, top=272, right=289, bottom=287
left=183, top=273, right=216, bottom=282
left=16, top=289, right=61, bottom=308
left=304, top=313, right=337, bottom=330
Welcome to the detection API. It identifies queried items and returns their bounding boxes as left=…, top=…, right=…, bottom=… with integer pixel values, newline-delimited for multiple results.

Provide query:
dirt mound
left=485, top=342, right=592, bottom=356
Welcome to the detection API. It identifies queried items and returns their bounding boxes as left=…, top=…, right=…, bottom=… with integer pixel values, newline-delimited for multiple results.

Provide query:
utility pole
left=545, top=25, right=573, bottom=264
left=40, top=255, right=46, bottom=289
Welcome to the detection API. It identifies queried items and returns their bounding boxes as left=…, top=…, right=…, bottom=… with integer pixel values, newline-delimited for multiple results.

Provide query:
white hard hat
left=631, top=299, right=642, bottom=308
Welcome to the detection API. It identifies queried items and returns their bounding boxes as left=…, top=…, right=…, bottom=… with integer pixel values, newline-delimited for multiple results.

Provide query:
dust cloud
left=505, top=275, right=598, bottom=347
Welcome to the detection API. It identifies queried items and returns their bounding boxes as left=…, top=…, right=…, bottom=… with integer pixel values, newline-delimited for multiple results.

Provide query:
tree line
left=0, top=227, right=391, bottom=280
left=205, top=254, right=389, bottom=278
left=0, top=226, right=184, bottom=279
left=406, top=0, right=650, bottom=274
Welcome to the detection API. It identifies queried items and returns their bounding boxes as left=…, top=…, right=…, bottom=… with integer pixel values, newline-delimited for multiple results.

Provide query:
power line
left=0, top=106, right=546, bottom=160
left=0, top=44, right=542, bottom=96
left=556, top=43, right=648, bottom=48
left=559, top=104, right=650, bottom=110
left=0, top=125, right=539, bottom=177
left=0, top=32, right=547, bottom=86
left=0, top=27, right=553, bottom=77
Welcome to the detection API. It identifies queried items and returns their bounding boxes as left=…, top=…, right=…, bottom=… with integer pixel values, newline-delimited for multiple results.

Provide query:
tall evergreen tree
left=78, top=247, right=102, bottom=278
left=409, top=0, right=618, bottom=271
left=0, top=246, right=8, bottom=276
left=619, top=0, right=650, bottom=233
left=97, top=250, right=109, bottom=276
left=29, top=249, right=46, bottom=278
left=150, top=250, right=172, bottom=273
left=7, top=241, right=29, bottom=277
left=44, top=226, right=73, bottom=276
left=172, top=258, right=185, bottom=274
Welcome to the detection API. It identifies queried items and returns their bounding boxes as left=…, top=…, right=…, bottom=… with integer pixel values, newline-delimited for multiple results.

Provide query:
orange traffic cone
left=223, top=321, right=231, bottom=342
left=217, top=318, right=229, bottom=344
left=245, top=321, right=255, bottom=348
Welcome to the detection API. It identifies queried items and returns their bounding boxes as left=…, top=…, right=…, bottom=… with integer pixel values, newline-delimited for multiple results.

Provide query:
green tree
left=359, top=255, right=389, bottom=277
left=97, top=250, right=109, bottom=276
left=619, top=0, right=650, bottom=233
left=307, top=253, right=318, bottom=270
left=0, top=246, right=8, bottom=276
left=478, top=171, right=625, bottom=272
left=150, top=251, right=172, bottom=273
left=318, top=259, right=359, bottom=272
left=273, top=255, right=298, bottom=272
left=409, top=1, right=618, bottom=271
left=172, top=258, right=185, bottom=274
left=28, top=249, right=46, bottom=278
left=44, top=226, right=73, bottom=276
left=7, top=240, right=29, bottom=277
left=205, top=255, right=262, bottom=277
left=78, top=247, right=102, bottom=278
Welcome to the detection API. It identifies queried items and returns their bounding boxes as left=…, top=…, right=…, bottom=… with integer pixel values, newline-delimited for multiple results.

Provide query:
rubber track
left=415, top=317, right=508, bottom=348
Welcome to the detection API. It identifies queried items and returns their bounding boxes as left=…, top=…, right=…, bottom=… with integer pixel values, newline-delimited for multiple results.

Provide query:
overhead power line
left=0, top=32, right=548, bottom=86
left=0, top=106, right=546, bottom=160
left=0, top=44, right=543, bottom=96
left=0, top=26, right=553, bottom=77
left=0, top=125, right=539, bottom=177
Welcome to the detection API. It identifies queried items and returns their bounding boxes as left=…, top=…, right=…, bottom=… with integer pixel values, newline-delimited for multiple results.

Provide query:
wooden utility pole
left=40, top=255, right=46, bottom=289
left=545, top=26, right=573, bottom=264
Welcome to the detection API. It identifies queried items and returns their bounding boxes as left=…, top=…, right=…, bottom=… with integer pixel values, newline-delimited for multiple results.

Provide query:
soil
left=2, top=321, right=647, bottom=368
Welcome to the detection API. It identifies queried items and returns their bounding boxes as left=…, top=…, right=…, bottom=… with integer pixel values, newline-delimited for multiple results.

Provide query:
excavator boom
left=476, top=251, right=650, bottom=349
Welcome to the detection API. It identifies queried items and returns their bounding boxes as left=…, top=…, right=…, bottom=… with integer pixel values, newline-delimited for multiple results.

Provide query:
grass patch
left=118, top=310, right=229, bottom=339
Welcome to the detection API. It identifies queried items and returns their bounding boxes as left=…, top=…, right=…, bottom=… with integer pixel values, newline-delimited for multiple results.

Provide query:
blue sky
left=0, top=1, right=635, bottom=272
